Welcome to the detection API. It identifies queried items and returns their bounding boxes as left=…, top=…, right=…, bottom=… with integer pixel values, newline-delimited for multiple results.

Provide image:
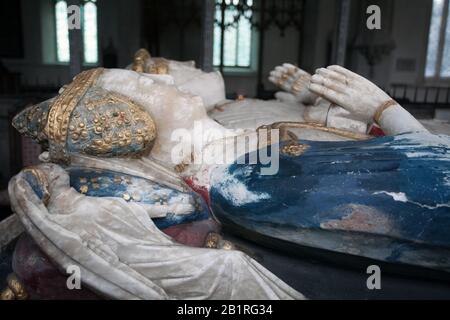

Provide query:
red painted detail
left=161, top=219, right=221, bottom=247
left=12, top=218, right=222, bottom=299
left=184, top=176, right=211, bottom=206
left=368, top=124, right=385, bottom=137
left=13, top=234, right=100, bottom=300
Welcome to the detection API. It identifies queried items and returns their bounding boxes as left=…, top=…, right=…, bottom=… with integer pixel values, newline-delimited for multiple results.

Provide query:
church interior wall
left=219, top=0, right=338, bottom=98
left=347, top=0, right=441, bottom=92
left=2, top=0, right=142, bottom=88
left=389, top=0, right=433, bottom=86
left=3, top=0, right=444, bottom=98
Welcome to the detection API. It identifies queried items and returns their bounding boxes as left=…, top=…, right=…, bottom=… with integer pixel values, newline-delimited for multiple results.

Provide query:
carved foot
left=204, top=232, right=235, bottom=250
left=0, top=273, right=28, bottom=300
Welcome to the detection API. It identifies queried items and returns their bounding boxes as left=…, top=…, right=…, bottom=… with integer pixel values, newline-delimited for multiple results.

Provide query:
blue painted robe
left=210, top=132, right=450, bottom=272
left=23, top=167, right=210, bottom=230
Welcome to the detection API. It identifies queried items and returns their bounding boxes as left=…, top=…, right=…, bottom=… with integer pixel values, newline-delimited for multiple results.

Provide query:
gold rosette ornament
left=13, top=68, right=157, bottom=163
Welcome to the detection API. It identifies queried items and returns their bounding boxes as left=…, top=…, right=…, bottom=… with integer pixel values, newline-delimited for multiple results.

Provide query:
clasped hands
left=269, top=63, right=395, bottom=124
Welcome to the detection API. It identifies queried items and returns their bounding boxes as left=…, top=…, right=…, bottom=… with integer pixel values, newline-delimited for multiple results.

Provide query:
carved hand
left=309, top=65, right=393, bottom=123
left=269, top=63, right=317, bottom=105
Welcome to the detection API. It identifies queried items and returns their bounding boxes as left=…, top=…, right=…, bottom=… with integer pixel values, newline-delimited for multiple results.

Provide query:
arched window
left=82, top=0, right=98, bottom=64
left=425, top=0, right=450, bottom=79
left=55, top=0, right=70, bottom=63
left=213, top=0, right=254, bottom=68
left=55, top=0, right=99, bottom=64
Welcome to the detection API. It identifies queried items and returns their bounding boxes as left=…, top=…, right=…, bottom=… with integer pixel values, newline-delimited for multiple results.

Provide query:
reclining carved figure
left=5, top=60, right=449, bottom=299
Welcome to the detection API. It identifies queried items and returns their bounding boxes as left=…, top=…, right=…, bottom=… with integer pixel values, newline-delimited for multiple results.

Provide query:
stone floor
left=0, top=240, right=16, bottom=291
left=420, top=120, right=450, bottom=136
left=420, top=119, right=450, bottom=135
left=228, top=233, right=450, bottom=300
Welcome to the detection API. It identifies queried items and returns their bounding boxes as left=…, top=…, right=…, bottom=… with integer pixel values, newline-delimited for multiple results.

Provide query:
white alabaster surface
left=379, top=105, right=428, bottom=136
left=9, top=163, right=304, bottom=300
left=97, top=69, right=360, bottom=174
left=0, top=214, right=24, bottom=250
left=209, top=99, right=306, bottom=130
left=70, top=153, right=189, bottom=192
left=309, top=65, right=428, bottom=136
left=326, top=104, right=369, bottom=134
left=97, top=69, right=233, bottom=168
left=302, top=99, right=329, bottom=125
left=100, top=66, right=418, bottom=176
left=208, top=97, right=369, bottom=136
left=269, top=63, right=317, bottom=105
left=158, top=60, right=226, bottom=111
left=274, top=91, right=300, bottom=104
left=176, top=71, right=226, bottom=111
left=127, top=59, right=227, bottom=111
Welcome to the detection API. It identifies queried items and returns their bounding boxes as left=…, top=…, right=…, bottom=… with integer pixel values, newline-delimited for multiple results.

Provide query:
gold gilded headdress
left=13, top=68, right=157, bottom=163
left=45, top=68, right=104, bottom=162
left=131, top=48, right=169, bottom=75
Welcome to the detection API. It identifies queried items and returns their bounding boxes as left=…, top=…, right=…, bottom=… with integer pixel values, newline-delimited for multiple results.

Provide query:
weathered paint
left=22, top=170, right=47, bottom=202
left=210, top=132, right=450, bottom=272
left=67, top=168, right=209, bottom=229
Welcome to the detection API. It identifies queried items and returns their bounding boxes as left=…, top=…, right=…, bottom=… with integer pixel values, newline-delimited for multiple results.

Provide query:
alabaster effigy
left=4, top=55, right=450, bottom=300
left=127, top=49, right=370, bottom=135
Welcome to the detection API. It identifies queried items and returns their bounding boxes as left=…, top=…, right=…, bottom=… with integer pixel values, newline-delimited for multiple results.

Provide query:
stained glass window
left=441, top=3, right=450, bottom=77
left=425, top=0, right=450, bottom=78
left=213, top=0, right=253, bottom=68
left=55, top=0, right=70, bottom=63
left=55, top=0, right=98, bottom=64
left=82, top=1, right=98, bottom=64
